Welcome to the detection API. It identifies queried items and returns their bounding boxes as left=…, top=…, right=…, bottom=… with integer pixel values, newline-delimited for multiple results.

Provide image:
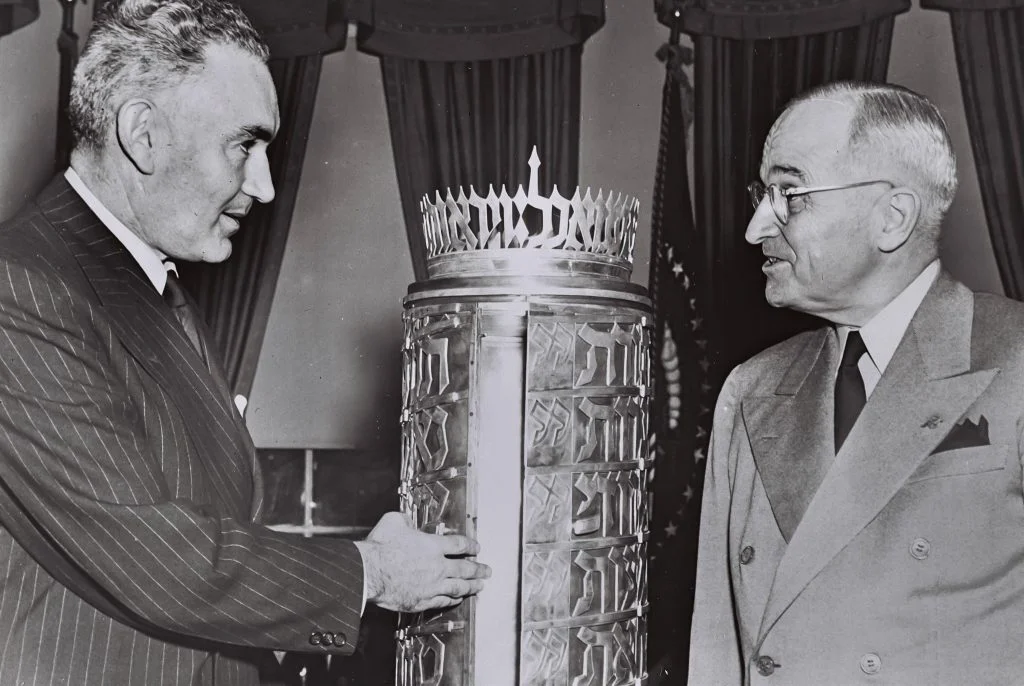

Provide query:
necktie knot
left=840, top=330, right=868, bottom=369
left=163, top=270, right=188, bottom=309
left=835, top=330, right=868, bottom=452
left=162, top=270, right=207, bottom=364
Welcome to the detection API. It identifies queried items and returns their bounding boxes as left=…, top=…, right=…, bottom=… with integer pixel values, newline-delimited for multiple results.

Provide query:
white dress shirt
left=64, top=167, right=176, bottom=292
left=836, top=259, right=941, bottom=398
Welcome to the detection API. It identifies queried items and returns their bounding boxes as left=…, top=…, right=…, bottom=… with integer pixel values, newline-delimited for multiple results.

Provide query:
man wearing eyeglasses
left=689, top=81, right=1024, bottom=685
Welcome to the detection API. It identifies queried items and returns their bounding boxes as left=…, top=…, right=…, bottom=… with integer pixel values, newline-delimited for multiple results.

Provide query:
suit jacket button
left=739, top=545, right=755, bottom=565
left=860, top=653, right=882, bottom=674
left=754, top=655, right=779, bottom=676
left=308, top=631, right=323, bottom=647
left=331, top=632, right=347, bottom=647
left=910, top=538, right=931, bottom=560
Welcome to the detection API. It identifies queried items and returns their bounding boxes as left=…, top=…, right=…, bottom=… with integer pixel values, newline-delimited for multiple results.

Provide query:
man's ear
left=876, top=187, right=921, bottom=253
left=115, top=99, right=158, bottom=175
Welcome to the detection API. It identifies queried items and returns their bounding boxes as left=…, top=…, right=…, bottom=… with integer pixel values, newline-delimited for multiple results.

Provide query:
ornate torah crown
left=419, top=147, right=640, bottom=280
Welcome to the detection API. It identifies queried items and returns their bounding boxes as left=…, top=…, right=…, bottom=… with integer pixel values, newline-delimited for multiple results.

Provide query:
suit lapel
left=37, top=177, right=256, bottom=521
left=757, top=272, right=999, bottom=642
left=743, top=329, right=837, bottom=541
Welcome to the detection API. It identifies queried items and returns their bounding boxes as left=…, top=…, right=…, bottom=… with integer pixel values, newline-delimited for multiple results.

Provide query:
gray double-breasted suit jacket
left=690, top=271, right=1024, bottom=685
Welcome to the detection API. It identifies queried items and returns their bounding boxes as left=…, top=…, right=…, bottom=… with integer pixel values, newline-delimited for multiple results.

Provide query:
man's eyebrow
left=237, top=125, right=274, bottom=143
left=767, top=164, right=806, bottom=181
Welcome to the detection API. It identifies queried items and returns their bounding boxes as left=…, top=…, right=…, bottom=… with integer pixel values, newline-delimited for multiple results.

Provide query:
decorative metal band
left=405, top=283, right=653, bottom=308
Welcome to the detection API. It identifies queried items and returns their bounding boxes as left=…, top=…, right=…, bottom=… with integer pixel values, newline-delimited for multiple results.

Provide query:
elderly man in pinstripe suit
left=0, top=1, right=490, bottom=684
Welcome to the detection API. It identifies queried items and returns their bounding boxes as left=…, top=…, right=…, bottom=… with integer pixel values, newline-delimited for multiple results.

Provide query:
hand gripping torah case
left=397, top=149, right=652, bottom=686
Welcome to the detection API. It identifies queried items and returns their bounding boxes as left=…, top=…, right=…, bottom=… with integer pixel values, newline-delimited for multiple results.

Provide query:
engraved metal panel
left=399, top=300, right=650, bottom=686
left=399, top=308, right=476, bottom=686
left=522, top=310, right=650, bottom=686
left=521, top=616, right=647, bottom=686
left=520, top=311, right=655, bottom=686
left=397, top=623, right=470, bottom=686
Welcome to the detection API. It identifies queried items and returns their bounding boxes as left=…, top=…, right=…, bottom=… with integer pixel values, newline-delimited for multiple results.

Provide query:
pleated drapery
left=179, top=55, right=325, bottom=397
left=352, top=0, right=604, bottom=280
left=923, top=0, right=1024, bottom=299
left=0, top=0, right=36, bottom=39
left=692, top=16, right=904, bottom=368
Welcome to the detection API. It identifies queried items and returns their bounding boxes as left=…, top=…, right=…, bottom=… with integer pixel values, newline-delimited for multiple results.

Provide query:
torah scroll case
left=397, top=149, right=652, bottom=686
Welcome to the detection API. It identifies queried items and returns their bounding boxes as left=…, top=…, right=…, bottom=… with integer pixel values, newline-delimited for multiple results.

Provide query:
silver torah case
left=397, top=151, right=652, bottom=686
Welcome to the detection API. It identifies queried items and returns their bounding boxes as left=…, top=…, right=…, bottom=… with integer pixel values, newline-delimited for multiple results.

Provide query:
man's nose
left=744, top=198, right=781, bottom=245
left=242, top=149, right=276, bottom=204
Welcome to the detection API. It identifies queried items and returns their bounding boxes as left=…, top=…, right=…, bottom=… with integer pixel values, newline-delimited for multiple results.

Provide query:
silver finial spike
left=528, top=146, right=541, bottom=200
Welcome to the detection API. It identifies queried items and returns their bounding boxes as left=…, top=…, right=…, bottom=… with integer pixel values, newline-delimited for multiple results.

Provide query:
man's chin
left=198, top=240, right=233, bottom=264
left=763, top=284, right=792, bottom=309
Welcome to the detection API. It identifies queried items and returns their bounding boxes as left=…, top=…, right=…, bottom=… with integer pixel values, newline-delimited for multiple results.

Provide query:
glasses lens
left=747, top=182, right=766, bottom=209
left=766, top=185, right=789, bottom=225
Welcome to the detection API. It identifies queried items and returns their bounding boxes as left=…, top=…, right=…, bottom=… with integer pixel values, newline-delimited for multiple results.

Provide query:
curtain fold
left=922, top=2, right=1024, bottom=298
left=55, top=0, right=82, bottom=171
left=174, top=0, right=347, bottom=398
left=353, top=0, right=601, bottom=280
left=672, top=0, right=909, bottom=39
left=0, top=0, right=37, bottom=39
left=379, top=47, right=582, bottom=279
left=239, top=0, right=348, bottom=58
left=351, top=0, right=603, bottom=61
left=179, top=55, right=324, bottom=398
left=694, top=15, right=902, bottom=370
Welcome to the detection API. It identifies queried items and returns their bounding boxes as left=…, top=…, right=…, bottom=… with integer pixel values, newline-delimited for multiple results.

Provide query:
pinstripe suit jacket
left=0, top=175, right=365, bottom=685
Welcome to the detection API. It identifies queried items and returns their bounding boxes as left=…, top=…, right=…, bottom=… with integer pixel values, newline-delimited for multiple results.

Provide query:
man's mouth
left=221, top=209, right=249, bottom=227
left=220, top=214, right=243, bottom=233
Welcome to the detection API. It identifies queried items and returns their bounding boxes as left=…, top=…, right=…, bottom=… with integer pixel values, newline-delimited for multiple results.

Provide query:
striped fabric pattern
left=0, top=175, right=364, bottom=685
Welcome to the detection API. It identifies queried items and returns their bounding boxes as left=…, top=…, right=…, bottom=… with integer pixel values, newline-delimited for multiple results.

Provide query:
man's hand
left=354, top=512, right=491, bottom=613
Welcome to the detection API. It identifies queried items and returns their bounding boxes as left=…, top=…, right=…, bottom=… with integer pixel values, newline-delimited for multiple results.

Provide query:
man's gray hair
left=789, top=81, right=958, bottom=234
left=69, top=0, right=269, bottom=152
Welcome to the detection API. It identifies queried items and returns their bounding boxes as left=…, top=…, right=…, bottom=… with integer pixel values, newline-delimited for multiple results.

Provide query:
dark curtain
left=177, top=0, right=347, bottom=398
left=350, top=0, right=604, bottom=280
left=0, top=0, right=36, bottom=39
left=178, top=55, right=325, bottom=397
left=56, top=1, right=85, bottom=173
left=647, top=1, right=908, bottom=683
left=922, top=0, right=1024, bottom=298
left=690, top=7, right=907, bottom=369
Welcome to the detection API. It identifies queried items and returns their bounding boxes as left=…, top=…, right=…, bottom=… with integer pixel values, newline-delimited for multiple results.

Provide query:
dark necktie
left=834, top=330, right=868, bottom=453
left=163, top=270, right=208, bottom=364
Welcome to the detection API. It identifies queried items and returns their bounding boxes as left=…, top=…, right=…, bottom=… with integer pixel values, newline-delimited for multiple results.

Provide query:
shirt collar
left=64, top=167, right=173, bottom=294
left=837, top=259, right=941, bottom=374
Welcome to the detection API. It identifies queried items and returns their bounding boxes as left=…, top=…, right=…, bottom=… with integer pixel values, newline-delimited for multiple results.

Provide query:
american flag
left=646, top=34, right=717, bottom=685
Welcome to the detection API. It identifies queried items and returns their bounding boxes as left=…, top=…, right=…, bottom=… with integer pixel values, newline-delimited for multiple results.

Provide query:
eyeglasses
left=747, top=179, right=892, bottom=225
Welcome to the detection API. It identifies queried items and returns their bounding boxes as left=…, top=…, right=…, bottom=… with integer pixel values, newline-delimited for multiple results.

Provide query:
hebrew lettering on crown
left=420, top=147, right=640, bottom=265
